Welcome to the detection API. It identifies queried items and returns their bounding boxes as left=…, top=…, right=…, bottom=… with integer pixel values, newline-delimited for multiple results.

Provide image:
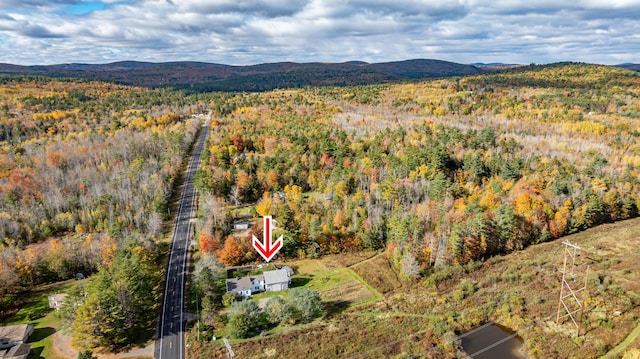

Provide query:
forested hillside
left=0, top=59, right=485, bottom=92
left=0, top=76, right=211, bottom=349
left=194, top=64, right=640, bottom=275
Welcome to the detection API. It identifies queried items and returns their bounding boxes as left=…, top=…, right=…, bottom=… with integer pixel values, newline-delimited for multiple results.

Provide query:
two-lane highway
left=155, top=118, right=209, bottom=359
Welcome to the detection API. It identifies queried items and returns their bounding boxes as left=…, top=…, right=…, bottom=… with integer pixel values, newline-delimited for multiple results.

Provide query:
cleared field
left=259, top=259, right=382, bottom=312
left=351, top=254, right=403, bottom=294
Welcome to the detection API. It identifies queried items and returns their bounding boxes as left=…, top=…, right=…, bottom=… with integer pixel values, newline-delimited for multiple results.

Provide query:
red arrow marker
left=252, top=216, right=283, bottom=262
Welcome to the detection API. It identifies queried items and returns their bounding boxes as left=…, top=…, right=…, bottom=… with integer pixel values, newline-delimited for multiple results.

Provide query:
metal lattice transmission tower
left=223, top=338, right=235, bottom=359
left=556, top=240, right=590, bottom=336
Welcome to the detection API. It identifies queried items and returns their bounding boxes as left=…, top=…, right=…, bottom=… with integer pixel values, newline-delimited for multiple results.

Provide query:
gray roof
left=263, top=269, right=289, bottom=285
left=5, top=343, right=30, bottom=358
left=226, top=276, right=263, bottom=292
left=0, top=324, right=32, bottom=343
left=280, top=266, right=294, bottom=276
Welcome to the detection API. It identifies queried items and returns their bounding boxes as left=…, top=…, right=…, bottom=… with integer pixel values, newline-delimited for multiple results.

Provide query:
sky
left=0, top=0, right=639, bottom=66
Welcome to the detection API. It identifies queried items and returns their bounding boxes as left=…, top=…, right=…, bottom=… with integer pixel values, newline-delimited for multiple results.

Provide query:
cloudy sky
left=1, top=0, right=639, bottom=65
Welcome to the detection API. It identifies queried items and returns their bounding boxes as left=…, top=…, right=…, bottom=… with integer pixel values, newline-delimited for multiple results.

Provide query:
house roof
left=226, top=276, right=251, bottom=292
left=263, top=269, right=289, bottom=285
left=226, top=276, right=263, bottom=292
left=0, top=324, right=32, bottom=343
left=5, top=343, right=30, bottom=358
left=280, top=266, right=294, bottom=276
left=48, top=294, right=67, bottom=307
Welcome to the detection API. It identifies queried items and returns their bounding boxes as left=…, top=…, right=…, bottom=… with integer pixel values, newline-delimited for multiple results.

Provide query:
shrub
left=265, top=296, right=296, bottom=326
left=227, top=300, right=261, bottom=338
left=222, top=292, right=240, bottom=307
left=288, top=288, right=323, bottom=323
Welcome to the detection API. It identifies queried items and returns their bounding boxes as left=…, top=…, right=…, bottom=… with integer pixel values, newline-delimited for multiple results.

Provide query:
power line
left=555, top=240, right=590, bottom=337
left=206, top=241, right=579, bottom=358
left=344, top=262, right=563, bottom=359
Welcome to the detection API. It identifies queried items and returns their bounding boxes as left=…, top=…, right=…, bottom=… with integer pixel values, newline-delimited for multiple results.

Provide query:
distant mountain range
left=617, top=63, right=640, bottom=72
left=1, top=59, right=636, bottom=92
left=0, top=59, right=485, bottom=92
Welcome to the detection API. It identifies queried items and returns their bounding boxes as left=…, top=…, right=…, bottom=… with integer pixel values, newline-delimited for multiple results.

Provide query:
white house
left=225, top=268, right=294, bottom=297
left=226, top=276, right=265, bottom=298
left=263, top=269, right=291, bottom=292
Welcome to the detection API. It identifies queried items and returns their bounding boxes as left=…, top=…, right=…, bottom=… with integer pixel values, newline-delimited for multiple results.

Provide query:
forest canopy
left=193, top=64, right=640, bottom=271
left=1, top=64, right=639, bottom=350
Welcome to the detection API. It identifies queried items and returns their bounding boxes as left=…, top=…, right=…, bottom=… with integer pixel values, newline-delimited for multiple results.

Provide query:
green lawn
left=220, top=261, right=383, bottom=342
left=5, top=280, right=83, bottom=359
left=284, top=267, right=381, bottom=314
left=230, top=205, right=254, bottom=217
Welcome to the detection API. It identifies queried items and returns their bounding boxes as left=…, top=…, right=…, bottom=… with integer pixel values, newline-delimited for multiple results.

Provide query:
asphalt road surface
left=155, top=119, right=209, bottom=359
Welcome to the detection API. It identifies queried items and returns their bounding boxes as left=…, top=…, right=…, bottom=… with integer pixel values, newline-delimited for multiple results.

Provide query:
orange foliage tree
left=217, top=236, right=245, bottom=266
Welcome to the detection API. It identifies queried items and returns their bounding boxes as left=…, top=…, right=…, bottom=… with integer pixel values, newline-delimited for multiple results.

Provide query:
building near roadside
left=226, top=276, right=265, bottom=298
left=225, top=268, right=293, bottom=297
left=0, top=324, right=33, bottom=351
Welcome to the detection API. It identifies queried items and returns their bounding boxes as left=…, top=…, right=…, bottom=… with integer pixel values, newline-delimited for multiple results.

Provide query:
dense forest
left=1, top=63, right=639, bottom=354
left=0, top=59, right=485, bottom=92
left=0, top=76, right=213, bottom=348
left=194, top=64, right=640, bottom=278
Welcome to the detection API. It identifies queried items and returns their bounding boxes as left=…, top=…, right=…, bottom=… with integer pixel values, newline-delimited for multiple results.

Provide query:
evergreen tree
left=71, top=245, right=161, bottom=350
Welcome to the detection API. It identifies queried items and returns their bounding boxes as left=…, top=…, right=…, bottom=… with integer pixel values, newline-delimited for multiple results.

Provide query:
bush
left=222, top=292, right=240, bottom=307
left=77, top=350, right=96, bottom=359
left=227, top=300, right=261, bottom=338
left=264, top=296, right=295, bottom=325
left=287, top=288, right=323, bottom=323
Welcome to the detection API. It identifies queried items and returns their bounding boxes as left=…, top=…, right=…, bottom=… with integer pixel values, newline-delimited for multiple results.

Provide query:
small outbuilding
left=280, top=266, right=294, bottom=277
left=233, top=221, right=249, bottom=230
left=0, top=343, right=30, bottom=359
left=47, top=293, right=68, bottom=311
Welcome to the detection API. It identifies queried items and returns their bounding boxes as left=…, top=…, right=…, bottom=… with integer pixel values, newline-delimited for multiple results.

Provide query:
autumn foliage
left=193, top=64, right=640, bottom=269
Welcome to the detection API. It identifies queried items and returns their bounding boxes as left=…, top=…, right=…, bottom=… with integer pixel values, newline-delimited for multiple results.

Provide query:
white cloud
left=0, top=0, right=639, bottom=65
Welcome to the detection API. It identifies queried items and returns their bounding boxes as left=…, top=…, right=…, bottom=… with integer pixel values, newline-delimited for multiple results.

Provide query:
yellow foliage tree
left=255, top=192, right=273, bottom=217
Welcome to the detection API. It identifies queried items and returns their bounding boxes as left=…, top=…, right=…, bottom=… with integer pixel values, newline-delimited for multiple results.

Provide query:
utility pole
left=223, top=338, right=235, bottom=359
left=556, top=240, right=590, bottom=336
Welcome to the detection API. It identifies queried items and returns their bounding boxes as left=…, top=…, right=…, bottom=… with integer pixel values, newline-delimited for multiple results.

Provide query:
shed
left=47, top=293, right=68, bottom=310
left=280, top=266, right=294, bottom=277
left=0, top=343, right=30, bottom=359
left=233, top=221, right=249, bottom=230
